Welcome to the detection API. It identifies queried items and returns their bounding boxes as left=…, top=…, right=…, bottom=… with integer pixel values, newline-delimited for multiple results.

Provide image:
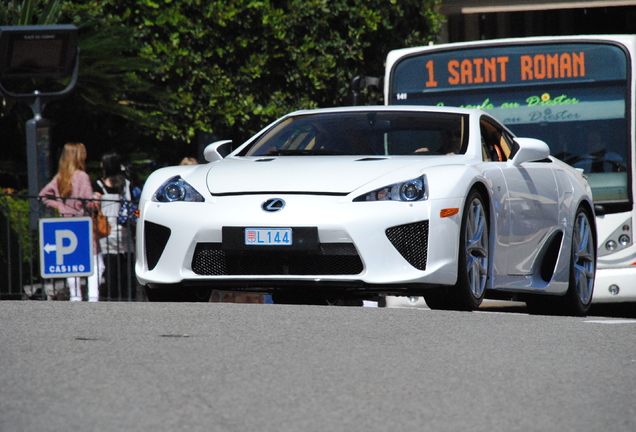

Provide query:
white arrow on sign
left=43, top=243, right=57, bottom=254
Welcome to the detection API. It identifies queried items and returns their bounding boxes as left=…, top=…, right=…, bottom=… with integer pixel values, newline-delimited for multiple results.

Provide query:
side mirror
left=511, top=138, right=550, bottom=166
left=203, top=140, right=232, bottom=162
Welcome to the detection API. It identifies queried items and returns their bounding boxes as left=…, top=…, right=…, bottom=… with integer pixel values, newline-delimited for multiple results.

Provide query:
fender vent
left=540, top=230, right=564, bottom=282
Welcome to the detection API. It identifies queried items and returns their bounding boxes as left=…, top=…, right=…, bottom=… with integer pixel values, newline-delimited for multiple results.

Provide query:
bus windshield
left=390, top=42, right=630, bottom=205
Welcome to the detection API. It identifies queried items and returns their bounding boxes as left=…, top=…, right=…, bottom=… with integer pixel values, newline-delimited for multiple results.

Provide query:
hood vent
left=356, top=157, right=388, bottom=162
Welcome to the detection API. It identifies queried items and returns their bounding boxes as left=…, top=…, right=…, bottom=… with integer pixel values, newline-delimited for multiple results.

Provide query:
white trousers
left=68, top=253, right=104, bottom=302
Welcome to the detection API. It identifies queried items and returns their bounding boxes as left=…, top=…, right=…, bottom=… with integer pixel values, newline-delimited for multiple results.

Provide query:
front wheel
left=271, top=291, right=363, bottom=306
left=564, top=206, right=596, bottom=315
left=425, top=190, right=489, bottom=311
left=526, top=206, right=596, bottom=316
left=272, top=291, right=327, bottom=305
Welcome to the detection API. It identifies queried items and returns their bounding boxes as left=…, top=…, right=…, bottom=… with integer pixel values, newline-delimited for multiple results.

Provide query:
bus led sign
left=425, top=52, right=585, bottom=88
left=393, top=43, right=627, bottom=93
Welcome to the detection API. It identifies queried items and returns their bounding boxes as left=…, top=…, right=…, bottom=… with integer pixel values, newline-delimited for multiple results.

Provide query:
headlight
left=353, top=175, right=428, bottom=202
left=153, top=176, right=205, bottom=202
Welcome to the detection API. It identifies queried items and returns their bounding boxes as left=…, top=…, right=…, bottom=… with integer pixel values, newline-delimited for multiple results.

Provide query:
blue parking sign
left=39, top=217, right=94, bottom=278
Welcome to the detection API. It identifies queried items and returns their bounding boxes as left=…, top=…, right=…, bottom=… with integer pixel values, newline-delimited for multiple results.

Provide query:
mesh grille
left=192, top=243, right=363, bottom=276
left=144, top=221, right=171, bottom=270
left=385, top=221, right=429, bottom=270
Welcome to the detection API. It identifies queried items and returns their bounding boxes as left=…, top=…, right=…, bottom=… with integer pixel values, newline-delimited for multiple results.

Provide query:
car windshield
left=242, top=111, right=469, bottom=157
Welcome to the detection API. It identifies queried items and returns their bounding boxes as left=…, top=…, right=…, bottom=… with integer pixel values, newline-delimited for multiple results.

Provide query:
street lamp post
left=0, top=25, right=79, bottom=227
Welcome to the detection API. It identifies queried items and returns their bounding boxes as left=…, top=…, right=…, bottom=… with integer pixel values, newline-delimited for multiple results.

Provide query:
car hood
left=206, top=156, right=441, bottom=195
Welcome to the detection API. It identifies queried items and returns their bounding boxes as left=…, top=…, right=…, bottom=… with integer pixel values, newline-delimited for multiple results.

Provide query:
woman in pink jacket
left=39, top=143, right=104, bottom=302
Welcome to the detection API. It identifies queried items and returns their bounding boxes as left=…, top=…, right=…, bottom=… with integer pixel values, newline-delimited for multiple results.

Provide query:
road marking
left=584, top=319, right=636, bottom=324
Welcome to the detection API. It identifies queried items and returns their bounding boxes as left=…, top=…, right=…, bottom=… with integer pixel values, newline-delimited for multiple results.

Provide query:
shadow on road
left=478, top=300, right=636, bottom=319
left=207, top=290, right=636, bottom=319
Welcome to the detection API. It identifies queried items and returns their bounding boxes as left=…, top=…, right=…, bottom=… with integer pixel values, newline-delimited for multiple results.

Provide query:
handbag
left=92, top=206, right=111, bottom=239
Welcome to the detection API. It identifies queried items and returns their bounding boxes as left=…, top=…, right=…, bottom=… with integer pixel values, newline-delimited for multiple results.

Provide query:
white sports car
left=136, top=106, right=597, bottom=315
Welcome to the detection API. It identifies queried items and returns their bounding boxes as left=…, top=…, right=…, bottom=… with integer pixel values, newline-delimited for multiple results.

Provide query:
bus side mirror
left=203, top=140, right=232, bottom=162
left=511, top=138, right=550, bottom=166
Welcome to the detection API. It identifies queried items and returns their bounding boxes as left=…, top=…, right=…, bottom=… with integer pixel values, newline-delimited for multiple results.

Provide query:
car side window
left=501, top=130, right=518, bottom=159
left=480, top=119, right=508, bottom=162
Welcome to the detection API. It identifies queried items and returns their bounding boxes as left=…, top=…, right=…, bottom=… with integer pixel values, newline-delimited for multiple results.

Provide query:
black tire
left=145, top=284, right=212, bottom=302
left=424, top=190, right=489, bottom=311
left=563, top=206, right=596, bottom=315
left=271, top=291, right=362, bottom=306
left=526, top=206, right=596, bottom=316
left=272, top=291, right=328, bottom=305
left=188, top=286, right=214, bottom=302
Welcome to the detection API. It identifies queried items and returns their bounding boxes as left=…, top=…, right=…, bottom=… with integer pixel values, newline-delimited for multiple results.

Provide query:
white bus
left=383, top=35, right=635, bottom=303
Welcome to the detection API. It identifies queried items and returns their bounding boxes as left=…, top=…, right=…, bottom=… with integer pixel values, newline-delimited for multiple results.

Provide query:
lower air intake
left=144, top=221, right=171, bottom=270
left=192, top=243, right=363, bottom=276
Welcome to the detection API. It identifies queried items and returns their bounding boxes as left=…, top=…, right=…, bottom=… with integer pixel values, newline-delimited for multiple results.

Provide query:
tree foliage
left=1, top=0, right=442, bottom=184
left=101, top=0, right=443, bottom=143
left=0, top=0, right=162, bottom=123
left=0, top=0, right=62, bottom=25
left=0, top=0, right=166, bottom=187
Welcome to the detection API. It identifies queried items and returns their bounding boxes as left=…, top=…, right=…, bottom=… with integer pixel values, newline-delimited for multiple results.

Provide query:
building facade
left=439, top=0, right=636, bottom=43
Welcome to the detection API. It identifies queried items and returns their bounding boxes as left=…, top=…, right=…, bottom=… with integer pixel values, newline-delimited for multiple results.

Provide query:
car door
left=481, top=119, right=560, bottom=276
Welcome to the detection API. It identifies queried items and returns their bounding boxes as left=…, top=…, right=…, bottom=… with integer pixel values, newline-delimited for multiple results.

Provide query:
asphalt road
left=1, top=300, right=635, bottom=432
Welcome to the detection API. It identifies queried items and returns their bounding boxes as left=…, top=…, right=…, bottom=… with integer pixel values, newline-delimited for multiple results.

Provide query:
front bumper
left=135, top=194, right=464, bottom=292
left=591, top=266, right=636, bottom=303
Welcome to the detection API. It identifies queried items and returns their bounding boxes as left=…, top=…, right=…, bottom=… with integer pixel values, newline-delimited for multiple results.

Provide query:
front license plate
left=245, top=228, right=292, bottom=246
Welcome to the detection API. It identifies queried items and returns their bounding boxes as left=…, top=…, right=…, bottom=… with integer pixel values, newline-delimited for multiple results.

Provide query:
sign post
left=39, top=217, right=94, bottom=278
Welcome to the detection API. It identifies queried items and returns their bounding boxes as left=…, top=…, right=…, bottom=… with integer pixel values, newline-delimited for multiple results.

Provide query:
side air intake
left=386, top=221, right=429, bottom=271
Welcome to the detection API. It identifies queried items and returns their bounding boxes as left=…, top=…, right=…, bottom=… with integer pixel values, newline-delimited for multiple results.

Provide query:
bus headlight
left=618, top=234, right=630, bottom=246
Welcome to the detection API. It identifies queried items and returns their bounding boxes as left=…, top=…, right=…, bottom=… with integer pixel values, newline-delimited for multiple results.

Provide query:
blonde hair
left=56, top=143, right=87, bottom=197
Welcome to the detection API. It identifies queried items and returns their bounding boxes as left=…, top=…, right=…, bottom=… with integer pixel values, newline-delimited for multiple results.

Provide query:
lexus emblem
left=262, top=198, right=285, bottom=212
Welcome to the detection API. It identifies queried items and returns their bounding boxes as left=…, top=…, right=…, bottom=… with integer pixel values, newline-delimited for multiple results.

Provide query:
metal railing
left=0, top=192, right=142, bottom=301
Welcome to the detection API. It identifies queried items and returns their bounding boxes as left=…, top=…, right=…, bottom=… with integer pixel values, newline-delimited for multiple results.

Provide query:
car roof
left=283, top=105, right=488, bottom=118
